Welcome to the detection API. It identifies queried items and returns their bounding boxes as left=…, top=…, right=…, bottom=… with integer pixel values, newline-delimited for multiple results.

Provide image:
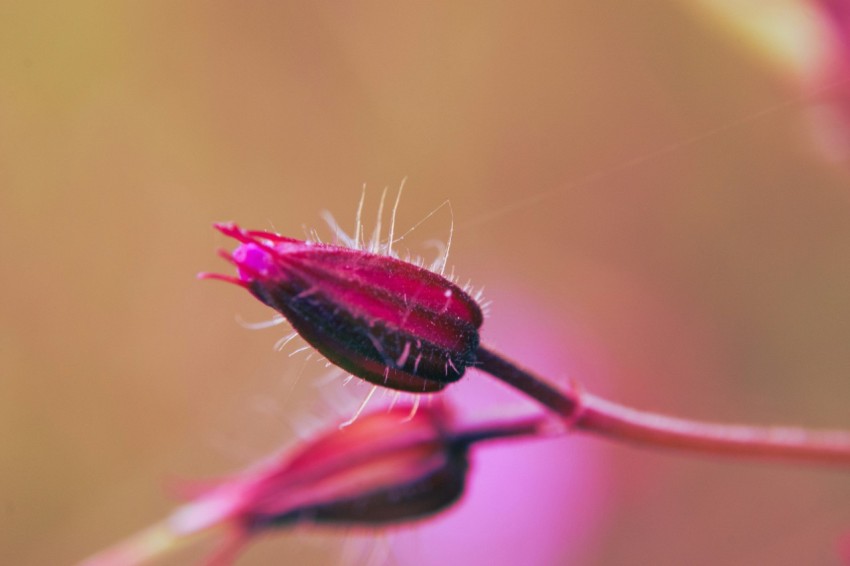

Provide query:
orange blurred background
left=3, top=2, right=850, bottom=565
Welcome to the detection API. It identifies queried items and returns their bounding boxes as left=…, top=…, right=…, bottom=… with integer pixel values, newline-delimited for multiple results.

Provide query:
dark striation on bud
left=265, top=453, right=467, bottom=527
left=202, top=222, right=484, bottom=392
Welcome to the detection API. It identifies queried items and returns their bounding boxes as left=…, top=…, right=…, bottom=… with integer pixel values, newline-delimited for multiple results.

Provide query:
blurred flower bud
left=200, top=222, right=483, bottom=392
left=229, top=405, right=468, bottom=530
left=164, top=405, right=539, bottom=565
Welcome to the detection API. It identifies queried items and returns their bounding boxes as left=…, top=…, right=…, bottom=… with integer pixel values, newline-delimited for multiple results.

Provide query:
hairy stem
left=476, top=344, right=850, bottom=466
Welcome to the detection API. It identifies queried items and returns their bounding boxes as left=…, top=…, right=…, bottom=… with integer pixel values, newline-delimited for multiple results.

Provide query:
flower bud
left=237, top=405, right=470, bottom=530
left=170, top=405, right=540, bottom=535
left=160, top=406, right=470, bottom=566
left=79, top=406, right=543, bottom=566
left=201, top=222, right=484, bottom=392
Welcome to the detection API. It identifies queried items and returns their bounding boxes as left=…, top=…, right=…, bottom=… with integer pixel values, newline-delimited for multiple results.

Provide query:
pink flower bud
left=79, top=406, right=543, bottom=566
left=232, top=405, right=469, bottom=530
left=201, top=222, right=484, bottom=392
left=166, top=405, right=539, bottom=565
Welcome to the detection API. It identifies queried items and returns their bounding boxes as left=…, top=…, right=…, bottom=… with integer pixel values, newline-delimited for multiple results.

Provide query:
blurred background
left=3, top=2, right=850, bottom=565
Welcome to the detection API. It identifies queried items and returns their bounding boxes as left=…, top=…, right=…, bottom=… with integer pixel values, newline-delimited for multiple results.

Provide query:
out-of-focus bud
left=132, top=406, right=537, bottom=566
left=81, top=405, right=546, bottom=566
left=203, top=405, right=470, bottom=533
left=200, top=222, right=484, bottom=392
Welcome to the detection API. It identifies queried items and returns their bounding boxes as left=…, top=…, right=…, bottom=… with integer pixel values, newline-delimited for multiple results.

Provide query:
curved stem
left=579, top=393, right=850, bottom=464
left=474, top=345, right=579, bottom=416
left=475, top=344, right=850, bottom=466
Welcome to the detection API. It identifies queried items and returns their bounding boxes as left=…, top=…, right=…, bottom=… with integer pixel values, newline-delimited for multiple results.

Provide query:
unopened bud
left=201, top=222, right=483, bottom=392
